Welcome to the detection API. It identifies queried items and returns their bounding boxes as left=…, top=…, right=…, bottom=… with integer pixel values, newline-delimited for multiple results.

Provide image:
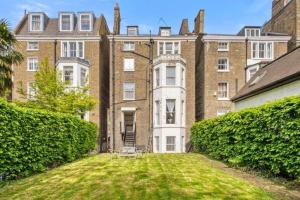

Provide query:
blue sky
left=0, top=0, right=272, bottom=34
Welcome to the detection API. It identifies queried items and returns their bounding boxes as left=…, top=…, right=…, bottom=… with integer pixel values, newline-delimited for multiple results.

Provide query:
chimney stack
left=179, top=19, right=190, bottom=35
left=113, top=3, right=121, bottom=35
left=194, top=9, right=205, bottom=34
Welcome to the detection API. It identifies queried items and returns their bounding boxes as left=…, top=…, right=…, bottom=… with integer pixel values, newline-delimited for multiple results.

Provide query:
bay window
left=155, top=100, right=161, bottom=125
left=80, top=68, right=87, bottom=87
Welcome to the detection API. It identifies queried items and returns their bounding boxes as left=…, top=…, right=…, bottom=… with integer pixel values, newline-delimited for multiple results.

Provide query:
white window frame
left=245, top=28, right=261, bottom=37
left=62, top=66, right=74, bottom=86
left=80, top=67, right=88, bottom=87
left=217, top=82, right=229, bottom=100
left=123, top=58, right=135, bottom=72
left=166, top=136, right=176, bottom=152
left=79, top=13, right=93, bottom=31
left=160, top=29, right=171, bottom=36
left=251, top=41, right=273, bottom=60
left=123, top=82, right=135, bottom=101
left=123, top=41, right=135, bottom=51
left=217, top=58, right=229, bottom=72
left=27, top=57, right=38, bottom=71
left=59, top=13, right=74, bottom=32
left=217, top=42, right=229, bottom=51
left=217, top=108, right=230, bottom=116
left=29, top=13, right=43, bottom=32
left=155, top=100, right=161, bottom=125
left=155, top=136, right=160, bottom=152
left=157, top=41, right=181, bottom=56
left=27, top=41, right=39, bottom=51
left=27, top=82, right=36, bottom=100
left=166, top=66, right=176, bottom=86
left=127, top=27, right=138, bottom=36
left=60, top=41, right=85, bottom=59
left=155, top=68, right=161, bottom=87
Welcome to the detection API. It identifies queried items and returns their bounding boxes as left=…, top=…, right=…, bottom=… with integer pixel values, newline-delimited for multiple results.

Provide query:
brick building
left=13, top=11, right=110, bottom=151
left=107, top=4, right=202, bottom=153
left=195, top=29, right=290, bottom=119
left=263, top=0, right=300, bottom=50
left=11, top=1, right=300, bottom=153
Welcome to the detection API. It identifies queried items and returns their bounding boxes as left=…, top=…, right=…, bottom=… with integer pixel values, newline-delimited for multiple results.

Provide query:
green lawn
left=0, top=154, right=276, bottom=200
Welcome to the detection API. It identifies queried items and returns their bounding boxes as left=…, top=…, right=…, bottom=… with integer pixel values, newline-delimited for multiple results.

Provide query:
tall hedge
left=0, top=99, right=97, bottom=180
left=191, top=96, right=300, bottom=180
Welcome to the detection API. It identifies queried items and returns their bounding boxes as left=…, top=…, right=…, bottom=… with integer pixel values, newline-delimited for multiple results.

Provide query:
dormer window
left=29, top=13, right=43, bottom=32
left=59, top=13, right=74, bottom=31
left=245, top=28, right=261, bottom=37
left=127, top=26, right=138, bottom=36
left=79, top=13, right=93, bottom=31
left=160, top=27, right=171, bottom=36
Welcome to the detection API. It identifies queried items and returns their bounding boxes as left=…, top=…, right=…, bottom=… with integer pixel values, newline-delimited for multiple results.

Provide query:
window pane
left=123, top=82, right=135, bottom=100
left=81, top=15, right=90, bottom=31
left=80, top=68, right=87, bottom=86
left=123, top=42, right=135, bottom=51
left=166, top=136, right=176, bottom=151
left=166, top=66, right=176, bottom=85
left=166, top=99, right=176, bottom=124
left=218, top=59, right=228, bottom=71
left=159, top=42, right=164, bottom=55
left=31, top=15, right=41, bottom=31
left=28, top=42, right=38, bottom=50
left=61, top=15, right=71, bottom=31
left=28, top=58, right=38, bottom=71
left=124, top=58, right=135, bottom=71
left=174, top=42, right=179, bottom=54
left=165, top=42, right=173, bottom=54
left=155, top=68, right=160, bottom=87
left=63, top=66, right=73, bottom=85
left=218, top=82, right=228, bottom=99
left=69, top=42, right=76, bottom=57
left=259, top=43, right=265, bottom=58
left=155, top=101, right=160, bottom=125
left=78, top=42, right=83, bottom=58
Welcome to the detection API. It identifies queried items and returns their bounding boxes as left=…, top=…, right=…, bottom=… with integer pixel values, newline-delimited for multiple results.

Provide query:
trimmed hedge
left=0, top=99, right=97, bottom=180
left=191, top=96, right=300, bottom=180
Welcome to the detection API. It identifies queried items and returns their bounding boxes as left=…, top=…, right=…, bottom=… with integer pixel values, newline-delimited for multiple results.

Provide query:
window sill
left=124, top=70, right=135, bottom=72
left=217, top=70, right=230, bottom=73
left=122, top=49, right=135, bottom=52
left=27, top=49, right=39, bottom=51
left=217, top=98, right=230, bottom=101
left=123, top=99, right=136, bottom=101
left=218, top=49, right=229, bottom=52
left=27, top=70, right=38, bottom=72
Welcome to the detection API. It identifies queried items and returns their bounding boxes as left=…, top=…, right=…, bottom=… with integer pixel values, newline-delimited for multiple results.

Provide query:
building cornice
left=107, top=35, right=197, bottom=41
left=15, top=35, right=103, bottom=41
left=202, top=35, right=291, bottom=42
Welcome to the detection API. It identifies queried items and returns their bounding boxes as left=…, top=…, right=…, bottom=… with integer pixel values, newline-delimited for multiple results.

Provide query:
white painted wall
left=235, top=80, right=300, bottom=110
left=153, top=58, right=186, bottom=153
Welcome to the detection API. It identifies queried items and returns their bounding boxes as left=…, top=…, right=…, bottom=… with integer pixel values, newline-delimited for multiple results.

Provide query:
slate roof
left=232, top=46, right=300, bottom=101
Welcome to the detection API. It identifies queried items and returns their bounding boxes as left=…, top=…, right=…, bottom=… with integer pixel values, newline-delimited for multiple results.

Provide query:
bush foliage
left=0, top=99, right=97, bottom=180
left=191, top=96, right=300, bottom=180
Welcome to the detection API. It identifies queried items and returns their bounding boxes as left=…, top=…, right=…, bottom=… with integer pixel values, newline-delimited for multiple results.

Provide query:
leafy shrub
left=191, top=96, right=300, bottom=180
left=0, top=99, right=97, bottom=180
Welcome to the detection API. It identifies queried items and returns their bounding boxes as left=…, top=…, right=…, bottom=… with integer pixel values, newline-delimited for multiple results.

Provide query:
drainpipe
left=148, top=32, right=154, bottom=152
left=245, top=38, right=248, bottom=84
left=112, top=34, right=116, bottom=151
left=54, top=39, right=57, bottom=68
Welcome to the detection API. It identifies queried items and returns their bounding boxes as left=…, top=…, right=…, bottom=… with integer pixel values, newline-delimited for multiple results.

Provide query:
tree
left=17, top=58, right=96, bottom=117
left=0, top=19, right=23, bottom=97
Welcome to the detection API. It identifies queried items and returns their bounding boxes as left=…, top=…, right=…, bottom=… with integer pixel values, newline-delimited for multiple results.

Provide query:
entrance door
left=124, top=112, right=135, bottom=132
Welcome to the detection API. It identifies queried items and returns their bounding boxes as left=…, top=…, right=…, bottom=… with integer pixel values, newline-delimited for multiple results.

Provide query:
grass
left=0, top=154, right=276, bottom=200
